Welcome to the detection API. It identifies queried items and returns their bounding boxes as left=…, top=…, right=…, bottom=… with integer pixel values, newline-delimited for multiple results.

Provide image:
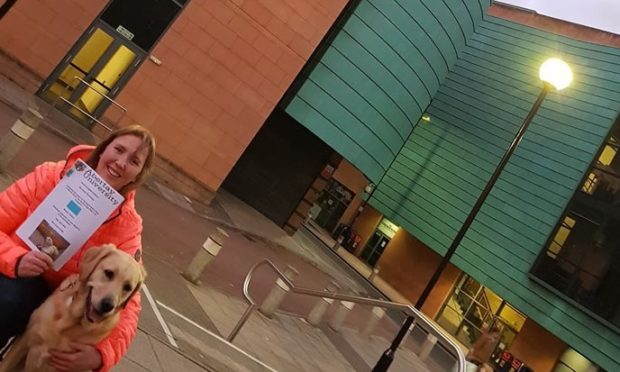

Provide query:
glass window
left=499, top=305, right=526, bottom=331
left=436, top=274, right=526, bottom=367
left=532, top=115, right=620, bottom=328
left=547, top=216, right=576, bottom=258
left=100, top=0, right=185, bottom=51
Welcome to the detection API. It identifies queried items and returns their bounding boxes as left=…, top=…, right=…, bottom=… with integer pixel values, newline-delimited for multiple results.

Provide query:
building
left=1, top=1, right=619, bottom=371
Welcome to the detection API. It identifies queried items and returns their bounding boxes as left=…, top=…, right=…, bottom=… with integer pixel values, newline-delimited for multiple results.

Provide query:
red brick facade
left=0, top=0, right=347, bottom=195
left=0, top=0, right=107, bottom=79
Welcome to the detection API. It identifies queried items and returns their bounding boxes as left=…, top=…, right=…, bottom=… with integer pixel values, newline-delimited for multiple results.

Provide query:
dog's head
left=78, top=244, right=147, bottom=323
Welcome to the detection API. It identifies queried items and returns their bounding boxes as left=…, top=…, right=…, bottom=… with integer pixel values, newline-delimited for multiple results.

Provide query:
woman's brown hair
left=85, top=124, right=156, bottom=194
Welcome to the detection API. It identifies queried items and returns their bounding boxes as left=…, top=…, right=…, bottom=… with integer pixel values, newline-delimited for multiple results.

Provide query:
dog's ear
left=122, top=264, right=147, bottom=308
left=79, top=244, right=117, bottom=282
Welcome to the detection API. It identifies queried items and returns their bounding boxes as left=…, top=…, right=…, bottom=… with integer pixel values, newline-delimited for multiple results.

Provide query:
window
left=547, top=216, right=575, bottom=258
left=532, top=115, right=620, bottom=328
left=100, top=0, right=186, bottom=51
left=436, top=275, right=526, bottom=367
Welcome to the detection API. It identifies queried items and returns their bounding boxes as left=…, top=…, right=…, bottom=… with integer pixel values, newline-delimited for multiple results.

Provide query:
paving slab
left=119, top=331, right=164, bottom=372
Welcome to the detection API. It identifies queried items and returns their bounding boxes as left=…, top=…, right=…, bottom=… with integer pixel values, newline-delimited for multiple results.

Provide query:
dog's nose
left=100, top=298, right=115, bottom=314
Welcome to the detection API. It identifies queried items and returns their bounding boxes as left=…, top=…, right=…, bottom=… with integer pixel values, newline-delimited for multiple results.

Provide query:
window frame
left=529, top=113, right=620, bottom=334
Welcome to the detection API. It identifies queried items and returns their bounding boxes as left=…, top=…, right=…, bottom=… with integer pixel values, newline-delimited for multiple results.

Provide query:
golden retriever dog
left=0, top=244, right=146, bottom=372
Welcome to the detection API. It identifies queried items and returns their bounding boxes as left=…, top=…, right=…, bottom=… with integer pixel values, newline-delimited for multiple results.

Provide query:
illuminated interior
left=436, top=274, right=526, bottom=366
left=41, top=27, right=135, bottom=121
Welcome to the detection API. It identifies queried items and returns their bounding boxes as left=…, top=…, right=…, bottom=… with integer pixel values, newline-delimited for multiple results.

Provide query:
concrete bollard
left=418, top=333, right=438, bottom=361
left=182, top=227, right=229, bottom=284
left=328, top=300, right=355, bottom=332
left=362, top=307, right=385, bottom=337
left=307, top=281, right=340, bottom=326
left=259, top=265, right=299, bottom=318
left=368, top=266, right=380, bottom=282
left=0, top=108, right=44, bottom=172
left=331, top=235, right=344, bottom=251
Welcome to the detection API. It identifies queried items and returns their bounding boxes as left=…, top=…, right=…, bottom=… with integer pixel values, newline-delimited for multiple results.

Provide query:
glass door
left=360, top=231, right=390, bottom=267
left=38, top=21, right=143, bottom=127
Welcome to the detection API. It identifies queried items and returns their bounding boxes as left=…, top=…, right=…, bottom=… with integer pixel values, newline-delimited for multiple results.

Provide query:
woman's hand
left=49, top=342, right=103, bottom=372
left=17, top=250, right=53, bottom=277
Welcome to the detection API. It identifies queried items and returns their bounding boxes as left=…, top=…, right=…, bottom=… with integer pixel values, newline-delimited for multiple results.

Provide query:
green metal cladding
left=285, top=0, right=491, bottom=183
left=286, top=0, right=620, bottom=369
left=371, top=16, right=620, bottom=371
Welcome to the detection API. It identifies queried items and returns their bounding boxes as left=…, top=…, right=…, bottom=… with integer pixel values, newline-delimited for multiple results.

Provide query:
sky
left=497, top=0, right=620, bottom=35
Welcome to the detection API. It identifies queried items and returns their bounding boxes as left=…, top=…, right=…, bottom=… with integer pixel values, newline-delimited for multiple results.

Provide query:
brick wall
left=508, top=318, right=567, bottom=372
left=375, top=228, right=461, bottom=317
left=0, top=0, right=347, bottom=201
left=114, top=0, right=348, bottom=195
left=0, top=0, right=106, bottom=84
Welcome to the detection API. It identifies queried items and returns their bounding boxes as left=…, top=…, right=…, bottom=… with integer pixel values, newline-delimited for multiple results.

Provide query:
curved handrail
left=229, top=259, right=466, bottom=372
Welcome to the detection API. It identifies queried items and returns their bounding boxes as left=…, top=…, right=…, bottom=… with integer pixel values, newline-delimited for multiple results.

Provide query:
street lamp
left=372, top=58, right=573, bottom=371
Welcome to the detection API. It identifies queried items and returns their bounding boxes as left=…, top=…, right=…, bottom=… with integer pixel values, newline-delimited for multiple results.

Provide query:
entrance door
left=313, top=179, right=354, bottom=232
left=38, top=21, right=144, bottom=126
left=361, top=231, right=390, bottom=267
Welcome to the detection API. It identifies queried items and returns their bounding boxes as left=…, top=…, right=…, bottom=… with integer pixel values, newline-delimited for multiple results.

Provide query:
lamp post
left=372, top=58, right=573, bottom=371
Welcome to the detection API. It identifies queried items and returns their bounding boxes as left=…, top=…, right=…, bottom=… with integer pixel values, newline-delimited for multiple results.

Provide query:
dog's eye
left=123, top=283, right=133, bottom=292
left=104, top=269, right=114, bottom=280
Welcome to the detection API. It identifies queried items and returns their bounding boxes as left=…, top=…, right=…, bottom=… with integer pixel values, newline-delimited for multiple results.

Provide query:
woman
left=0, top=124, right=155, bottom=371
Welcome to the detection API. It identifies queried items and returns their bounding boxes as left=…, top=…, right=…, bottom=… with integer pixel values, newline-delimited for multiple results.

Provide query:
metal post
left=228, top=303, right=257, bottom=342
left=372, top=83, right=551, bottom=372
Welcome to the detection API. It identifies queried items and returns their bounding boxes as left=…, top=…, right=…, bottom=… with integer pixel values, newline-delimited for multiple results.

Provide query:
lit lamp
left=539, top=58, right=573, bottom=90
left=372, top=58, right=573, bottom=371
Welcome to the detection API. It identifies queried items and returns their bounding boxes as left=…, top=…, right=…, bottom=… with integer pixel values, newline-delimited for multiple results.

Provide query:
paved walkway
left=0, top=75, right=461, bottom=372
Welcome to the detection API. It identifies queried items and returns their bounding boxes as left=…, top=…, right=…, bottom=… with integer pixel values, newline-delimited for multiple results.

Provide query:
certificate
left=16, top=160, right=124, bottom=271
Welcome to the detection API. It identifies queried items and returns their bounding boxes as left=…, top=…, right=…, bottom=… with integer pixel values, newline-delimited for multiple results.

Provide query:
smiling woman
left=0, top=124, right=156, bottom=371
left=85, top=125, right=156, bottom=195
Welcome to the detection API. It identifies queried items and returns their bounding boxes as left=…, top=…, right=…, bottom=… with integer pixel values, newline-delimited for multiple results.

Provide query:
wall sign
left=115, top=25, right=135, bottom=41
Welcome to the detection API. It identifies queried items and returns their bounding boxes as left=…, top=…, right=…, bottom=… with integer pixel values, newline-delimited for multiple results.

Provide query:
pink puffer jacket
left=0, top=145, right=143, bottom=371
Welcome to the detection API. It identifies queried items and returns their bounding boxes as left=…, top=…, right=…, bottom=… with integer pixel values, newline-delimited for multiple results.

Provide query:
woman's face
left=95, top=134, right=148, bottom=191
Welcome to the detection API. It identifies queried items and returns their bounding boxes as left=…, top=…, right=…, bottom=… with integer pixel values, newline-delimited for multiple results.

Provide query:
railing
left=55, top=76, right=128, bottom=132
left=229, top=259, right=467, bottom=372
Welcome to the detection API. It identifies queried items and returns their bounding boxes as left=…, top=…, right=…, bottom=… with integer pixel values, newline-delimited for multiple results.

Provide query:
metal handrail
left=57, top=97, right=111, bottom=131
left=73, top=76, right=128, bottom=113
left=54, top=76, right=128, bottom=132
left=229, top=259, right=467, bottom=372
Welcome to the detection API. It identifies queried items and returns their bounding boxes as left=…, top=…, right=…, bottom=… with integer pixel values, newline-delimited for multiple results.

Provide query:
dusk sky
left=497, top=0, right=620, bottom=35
